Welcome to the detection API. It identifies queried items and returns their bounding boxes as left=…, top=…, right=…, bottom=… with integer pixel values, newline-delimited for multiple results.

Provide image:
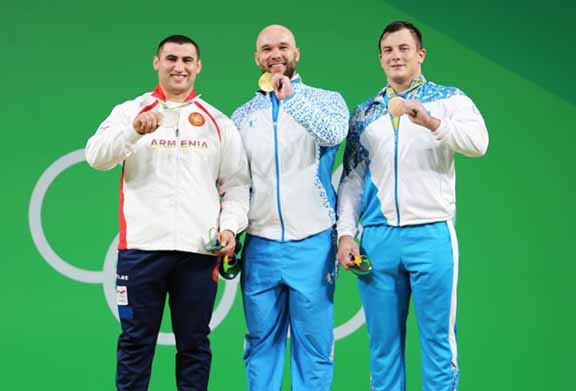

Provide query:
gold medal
left=388, top=96, right=406, bottom=117
left=258, top=72, right=274, bottom=92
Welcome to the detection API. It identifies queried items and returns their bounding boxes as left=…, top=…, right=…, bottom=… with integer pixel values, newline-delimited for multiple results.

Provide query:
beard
left=259, top=58, right=297, bottom=78
left=280, top=61, right=296, bottom=78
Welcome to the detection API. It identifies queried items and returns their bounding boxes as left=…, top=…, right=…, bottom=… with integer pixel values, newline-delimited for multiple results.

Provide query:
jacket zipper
left=271, top=94, right=286, bottom=240
left=173, top=123, right=181, bottom=248
left=386, top=79, right=424, bottom=227
left=392, top=115, right=401, bottom=226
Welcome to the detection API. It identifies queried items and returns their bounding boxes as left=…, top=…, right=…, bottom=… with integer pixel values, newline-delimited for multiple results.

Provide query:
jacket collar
left=374, top=74, right=426, bottom=105
left=151, top=85, right=197, bottom=102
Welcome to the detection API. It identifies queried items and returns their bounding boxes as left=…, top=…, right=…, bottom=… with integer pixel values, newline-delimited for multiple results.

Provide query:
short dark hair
left=157, top=35, right=200, bottom=58
left=378, top=21, right=423, bottom=53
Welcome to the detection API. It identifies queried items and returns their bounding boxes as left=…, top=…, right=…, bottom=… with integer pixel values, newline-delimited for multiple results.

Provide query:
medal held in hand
left=206, top=228, right=224, bottom=252
left=258, top=72, right=274, bottom=92
left=219, top=240, right=243, bottom=280
left=350, top=254, right=373, bottom=276
left=388, top=96, right=406, bottom=117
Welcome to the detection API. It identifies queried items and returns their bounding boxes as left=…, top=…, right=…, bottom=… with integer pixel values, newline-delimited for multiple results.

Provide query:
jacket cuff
left=126, top=127, right=145, bottom=143
left=337, top=228, right=357, bottom=242
left=432, top=119, right=449, bottom=143
left=220, top=220, right=239, bottom=235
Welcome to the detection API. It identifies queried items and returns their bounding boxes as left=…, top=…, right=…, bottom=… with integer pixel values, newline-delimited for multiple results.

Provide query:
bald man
left=232, top=25, right=349, bottom=391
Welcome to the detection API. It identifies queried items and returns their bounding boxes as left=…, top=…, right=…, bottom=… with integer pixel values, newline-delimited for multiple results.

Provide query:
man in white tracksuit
left=337, top=21, right=489, bottom=391
left=232, top=25, right=348, bottom=391
left=85, top=35, right=249, bottom=391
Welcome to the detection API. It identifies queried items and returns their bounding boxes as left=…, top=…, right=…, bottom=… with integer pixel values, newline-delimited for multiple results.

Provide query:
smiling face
left=153, top=42, right=202, bottom=101
left=255, top=25, right=300, bottom=78
left=379, top=28, right=426, bottom=92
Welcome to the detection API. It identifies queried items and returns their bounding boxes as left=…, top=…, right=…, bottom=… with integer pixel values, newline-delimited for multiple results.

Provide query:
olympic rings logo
left=29, top=150, right=365, bottom=345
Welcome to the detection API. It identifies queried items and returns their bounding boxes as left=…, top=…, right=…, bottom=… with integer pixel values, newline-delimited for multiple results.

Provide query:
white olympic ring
left=28, top=150, right=364, bottom=344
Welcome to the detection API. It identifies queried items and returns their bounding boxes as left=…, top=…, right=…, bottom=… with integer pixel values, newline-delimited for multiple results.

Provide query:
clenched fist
left=402, top=99, right=441, bottom=131
left=133, top=111, right=163, bottom=135
left=271, top=74, right=294, bottom=100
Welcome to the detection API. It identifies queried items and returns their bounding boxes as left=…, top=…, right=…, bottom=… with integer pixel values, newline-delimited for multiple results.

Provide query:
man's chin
left=389, top=75, right=408, bottom=84
left=170, top=83, right=191, bottom=92
left=165, top=86, right=192, bottom=97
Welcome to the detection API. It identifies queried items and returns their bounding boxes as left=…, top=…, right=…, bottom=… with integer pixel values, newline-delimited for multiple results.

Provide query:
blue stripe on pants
left=241, top=229, right=336, bottom=391
left=359, top=222, right=459, bottom=391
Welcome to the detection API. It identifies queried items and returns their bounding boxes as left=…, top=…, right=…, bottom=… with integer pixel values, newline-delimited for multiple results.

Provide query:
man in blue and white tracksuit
left=232, top=25, right=348, bottom=391
left=337, top=21, right=489, bottom=391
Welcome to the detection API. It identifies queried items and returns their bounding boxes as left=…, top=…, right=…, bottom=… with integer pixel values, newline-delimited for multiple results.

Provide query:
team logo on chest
left=188, top=112, right=206, bottom=127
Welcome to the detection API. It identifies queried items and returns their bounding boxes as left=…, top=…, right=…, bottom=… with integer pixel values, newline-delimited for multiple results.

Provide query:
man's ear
left=418, top=48, right=427, bottom=65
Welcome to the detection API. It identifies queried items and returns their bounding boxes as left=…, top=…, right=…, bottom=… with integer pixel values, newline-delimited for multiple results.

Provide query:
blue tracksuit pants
left=359, top=221, right=459, bottom=391
left=115, top=250, right=218, bottom=391
left=241, top=229, right=336, bottom=391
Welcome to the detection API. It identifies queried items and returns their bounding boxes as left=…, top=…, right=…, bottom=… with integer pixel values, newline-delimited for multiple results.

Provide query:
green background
left=1, top=0, right=574, bottom=389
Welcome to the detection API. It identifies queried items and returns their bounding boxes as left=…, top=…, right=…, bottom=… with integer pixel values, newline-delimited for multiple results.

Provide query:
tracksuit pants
left=115, top=250, right=218, bottom=391
left=360, top=221, right=459, bottom=391
left=241, top=229, right=336, bottom=391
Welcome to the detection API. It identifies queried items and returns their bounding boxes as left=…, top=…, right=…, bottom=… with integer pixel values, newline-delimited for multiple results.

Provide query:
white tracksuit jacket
left=337, top=77, right=489, bottom=238
left=86, top=86, right=249, bottom=254
left=232, top=76, right=349, bottom=241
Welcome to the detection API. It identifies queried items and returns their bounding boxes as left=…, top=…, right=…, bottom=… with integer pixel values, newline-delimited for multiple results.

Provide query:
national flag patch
left=188, top=112, right=206, bottom=127
left=117, top=286, right=128, bottom=305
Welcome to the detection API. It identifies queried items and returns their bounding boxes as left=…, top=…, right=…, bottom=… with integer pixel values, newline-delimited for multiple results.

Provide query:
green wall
left=1, top=0, right=574, bottom=390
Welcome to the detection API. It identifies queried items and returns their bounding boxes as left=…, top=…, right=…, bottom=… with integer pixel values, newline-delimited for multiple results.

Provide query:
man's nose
left=174, top=60, right=185, bottom=71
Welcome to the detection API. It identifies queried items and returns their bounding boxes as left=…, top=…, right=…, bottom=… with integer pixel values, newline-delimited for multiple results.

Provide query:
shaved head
left=256, top=24, right=297, bottom=50
left=254, top=24, right=300, bottom=78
